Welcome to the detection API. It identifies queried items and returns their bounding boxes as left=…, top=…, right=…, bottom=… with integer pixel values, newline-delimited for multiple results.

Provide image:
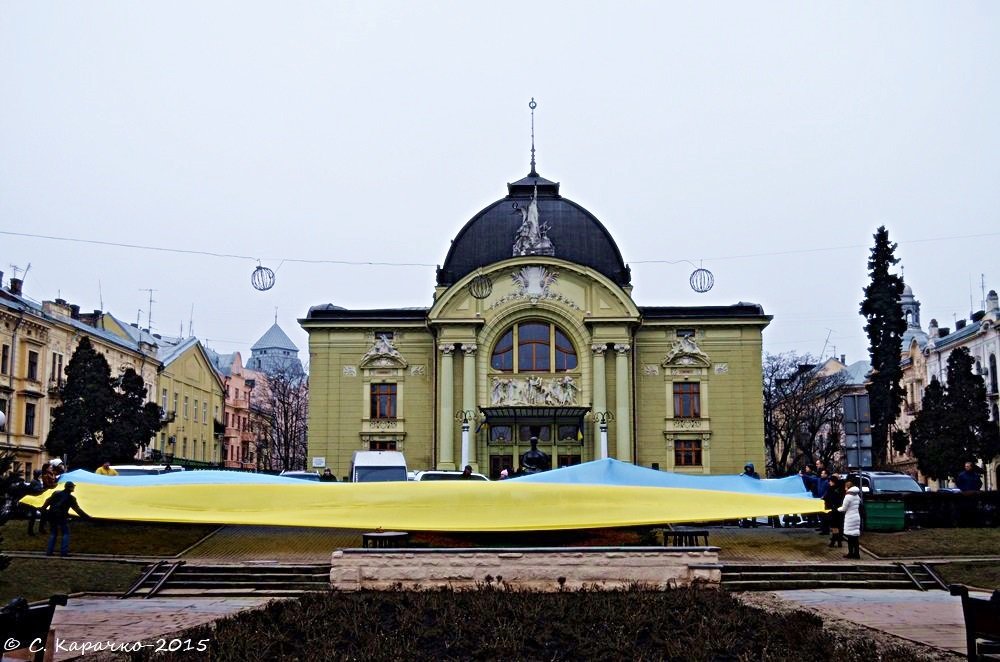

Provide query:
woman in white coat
left=837, top=481, right=863, bottom=559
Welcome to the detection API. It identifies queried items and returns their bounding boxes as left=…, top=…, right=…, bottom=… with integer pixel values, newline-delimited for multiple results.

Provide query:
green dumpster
left=864, top=499, right=905, bottom=532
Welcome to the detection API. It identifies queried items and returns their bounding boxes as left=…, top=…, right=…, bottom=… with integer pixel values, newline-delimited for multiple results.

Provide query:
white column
left=438, top=344, right=455, bottom=469
left=462, top=344, right=477, bottom=469
left=591, top=344, right=607, bottom=459
left=614, top=343, right=632, bottom=462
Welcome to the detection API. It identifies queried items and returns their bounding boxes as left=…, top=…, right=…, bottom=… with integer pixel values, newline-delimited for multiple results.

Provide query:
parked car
left=279, top=470, right=321, bottom=482
left=413, top=470, right=489, bottom=481
left=110, top=464, right=186, bottom=476
left=843, top=471, right=924, bottom=495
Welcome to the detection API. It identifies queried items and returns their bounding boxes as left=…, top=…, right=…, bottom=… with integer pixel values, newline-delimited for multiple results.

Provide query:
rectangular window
left=674, top=439, right=702, bottom=466
left=24, top=402, right=36, bottom=436
left=183, top=396, right=189, bottom=419
left=173, top=392, right=179, bottom=416
left=0, top=345, right=8, bottom=374
left=557, top=454, right=582, bottom=468
left=203, top=402, right=208, bottom=423
left=27, top=351, right=39, bottom=381
left=225, top=412, right=230, bottom=427
left=50, top=352, right=64, bottom=383
left=673, top=382, right=701, bottom=418
left=369, top=440, right=397, bottom=451
left=161, top=388, right=168, bottom=411
left=370, top=383, right=397, bottom=419
left=519, top=425, right=551, bottom=442
left=193, top=399, right=199, bottom=423
left=489, top=425, right=513, bottom=444
left=0, top=398, right=7, bottom=420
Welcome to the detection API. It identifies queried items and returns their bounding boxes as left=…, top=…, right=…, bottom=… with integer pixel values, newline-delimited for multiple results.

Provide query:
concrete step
left=723, top=571, right=908, bottom=581
left=159, top=580, right=328, bottom=589
left=723, top=579, right=918, bottom=591
left=139, top=588, right=323, bottom=597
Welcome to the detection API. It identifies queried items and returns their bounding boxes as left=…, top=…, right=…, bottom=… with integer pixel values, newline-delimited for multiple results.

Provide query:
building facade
left=205, top=349, right=259, bottom=469
left=891, top=285, right=1000, bottom=489
left=303, top=166, right=772, bottom=479
left=1, top=278, right=160, bottom=475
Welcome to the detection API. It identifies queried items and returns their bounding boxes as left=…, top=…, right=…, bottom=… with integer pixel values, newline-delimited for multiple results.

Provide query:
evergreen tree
left=46, top=338, right=116, bottom=467
left=910, top=348, right=1000, bottom=480
left=859, top=226, right=906, bottom=467
left=106, top=368, right=163, bottom=462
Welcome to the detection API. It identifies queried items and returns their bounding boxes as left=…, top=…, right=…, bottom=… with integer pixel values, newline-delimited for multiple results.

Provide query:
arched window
left=490, top=322, right=577, bottom=373
left=990, top=354, right=998, bottom=395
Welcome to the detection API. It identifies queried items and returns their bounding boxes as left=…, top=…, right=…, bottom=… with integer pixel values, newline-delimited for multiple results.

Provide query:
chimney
left=840, top=354, right=846, bottom=364
left=69, top=304, right=80, bottom=319
left=9, top=278, right=22, bottom=295
left=988, top=290, right=999, bottom=313
left=956, top=319, right=967, bottom=330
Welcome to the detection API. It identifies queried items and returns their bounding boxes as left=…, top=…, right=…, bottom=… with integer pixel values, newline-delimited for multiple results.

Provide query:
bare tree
left=251, top=362, right=308, bottom=472
left=764, top=353, right=848, bottom=476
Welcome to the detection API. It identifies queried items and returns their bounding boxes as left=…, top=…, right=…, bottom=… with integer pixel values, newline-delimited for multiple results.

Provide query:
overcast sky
left=2, top=2, right=998, bottom=366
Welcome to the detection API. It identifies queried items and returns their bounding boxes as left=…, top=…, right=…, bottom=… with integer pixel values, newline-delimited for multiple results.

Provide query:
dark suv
left=844, top=471, right=924, bottom=495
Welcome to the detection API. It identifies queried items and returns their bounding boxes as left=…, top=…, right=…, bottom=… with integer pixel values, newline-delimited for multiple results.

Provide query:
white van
left=350, top=451, right=408, bottom=483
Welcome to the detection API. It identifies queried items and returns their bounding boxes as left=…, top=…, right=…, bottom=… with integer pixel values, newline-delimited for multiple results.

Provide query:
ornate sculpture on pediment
left=512, top=186, right=554, bottom=257
left=360, top=334, right=407, bottom=368
left=662, top=335, right=711, bottom=367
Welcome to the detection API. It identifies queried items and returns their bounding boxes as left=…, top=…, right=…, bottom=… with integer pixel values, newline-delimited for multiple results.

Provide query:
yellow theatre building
left=303, top=163, right=772, bottom=479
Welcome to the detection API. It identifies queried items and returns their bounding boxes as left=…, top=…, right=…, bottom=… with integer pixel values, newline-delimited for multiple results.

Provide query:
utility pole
left=139, top=288, right=157, bottom=331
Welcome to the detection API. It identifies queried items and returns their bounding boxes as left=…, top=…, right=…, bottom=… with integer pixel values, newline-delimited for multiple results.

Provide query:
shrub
left=125, top=586, right=912, bottom=661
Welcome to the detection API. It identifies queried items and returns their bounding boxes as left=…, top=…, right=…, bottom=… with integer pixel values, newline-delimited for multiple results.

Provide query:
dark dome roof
left=437, top=171, right=630, bottom=287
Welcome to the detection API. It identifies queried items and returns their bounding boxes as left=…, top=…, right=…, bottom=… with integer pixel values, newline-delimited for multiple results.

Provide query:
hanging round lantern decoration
left=251, top=265, right=276, bottom=291
left=689, top=267, right=714, bottom=293
left=468, top=274, right=493, bottom=299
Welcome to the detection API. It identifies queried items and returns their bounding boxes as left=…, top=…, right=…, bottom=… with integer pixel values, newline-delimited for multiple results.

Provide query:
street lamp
left=590, top=411, right=614, bottom=459
left=455, top=410, right=478, bottom=469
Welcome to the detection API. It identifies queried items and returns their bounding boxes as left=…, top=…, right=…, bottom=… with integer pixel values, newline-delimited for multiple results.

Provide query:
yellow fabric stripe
left=22, top=482, right=825, bottom=532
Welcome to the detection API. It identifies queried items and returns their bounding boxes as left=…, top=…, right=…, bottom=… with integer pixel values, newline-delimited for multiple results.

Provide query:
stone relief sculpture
left=487, top=265, right=582, bottom=312
left=490, top=375, right=579, bottom=406
left=512, top=185, right=554, bottom=256
left=662, top=335, right=711, bottom=367
left=360, top=333, right=407, bottom=368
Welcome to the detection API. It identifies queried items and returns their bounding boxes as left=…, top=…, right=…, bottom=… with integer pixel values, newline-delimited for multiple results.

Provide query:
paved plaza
left=46, top=597, right=273, bottom=661
left=774, top=588, right=979, bottom=656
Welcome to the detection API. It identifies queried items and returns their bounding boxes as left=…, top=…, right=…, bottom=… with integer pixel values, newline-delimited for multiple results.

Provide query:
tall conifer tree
left=859, top=226, right=906, bottom=467
left=910, top=348, right=1000, bottom=480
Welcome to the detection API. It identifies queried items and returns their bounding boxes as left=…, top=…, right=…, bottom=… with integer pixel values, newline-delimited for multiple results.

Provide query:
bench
left=0, top=594, right=68, bottom=662
left=362, top=531, right=410, bottom=548
left=950, top=584, right=1000, bottom=661
left=661, top=529, right=710, bottom=547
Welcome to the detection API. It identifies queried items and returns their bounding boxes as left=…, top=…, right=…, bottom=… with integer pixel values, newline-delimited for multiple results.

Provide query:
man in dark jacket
left=40, top=482, right=91, bottom=557
left=25, top=470, right=47, bottom=536
left=955, top=462, right=983, bottom=492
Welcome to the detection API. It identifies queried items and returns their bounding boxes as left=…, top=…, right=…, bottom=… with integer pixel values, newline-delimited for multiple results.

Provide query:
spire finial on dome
left=528, top=97, right=538, bottom=176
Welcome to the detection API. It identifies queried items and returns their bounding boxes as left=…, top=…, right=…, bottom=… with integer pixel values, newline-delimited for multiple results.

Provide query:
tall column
left=438, top=344, right=455, bottom=469
left=462, top=344, right=478, bottom=468
left=614, top=343, right=632, bottom=462
left=591, top=344, right=607, bottom=459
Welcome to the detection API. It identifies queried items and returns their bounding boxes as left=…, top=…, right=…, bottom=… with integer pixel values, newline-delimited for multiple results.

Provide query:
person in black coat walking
left=824, top=476, right=845, bottom=548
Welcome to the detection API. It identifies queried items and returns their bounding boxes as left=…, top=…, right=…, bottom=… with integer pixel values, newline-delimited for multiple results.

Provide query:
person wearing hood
left=837, top=480, right=863, bottom=559
left=742, top=463, right=760, bottom=479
